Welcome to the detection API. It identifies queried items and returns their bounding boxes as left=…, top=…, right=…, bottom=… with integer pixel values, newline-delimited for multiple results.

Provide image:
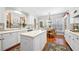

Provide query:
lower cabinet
left=39, top=31, right=47, bottom=50
left=21, top=31, right=47, bottom=51
left=0, top=39, right=2, bottom=50
left=0, top=34, right=3, bottom=50
left=65, top=31, right=79, bottom=51
left=0, top=32, right=20, bottom=51
left=21, top=36, right=33, bottom=51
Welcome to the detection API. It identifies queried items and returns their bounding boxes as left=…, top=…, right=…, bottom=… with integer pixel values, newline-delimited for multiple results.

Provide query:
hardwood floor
left=6, top=35, right=71, bottom=51
left=4, top=43, right=20, bottom=51
left=47, top=35, right=67, bottom=47
left=43, top=35, right=72, bottom=51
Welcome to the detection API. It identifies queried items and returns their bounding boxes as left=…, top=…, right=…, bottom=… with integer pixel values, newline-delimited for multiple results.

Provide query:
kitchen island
left=20, top=30, right=47, bottom=51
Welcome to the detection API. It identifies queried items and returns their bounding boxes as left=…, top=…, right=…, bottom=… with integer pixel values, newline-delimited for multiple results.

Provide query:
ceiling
left=5, top=7, right=79, bottom=16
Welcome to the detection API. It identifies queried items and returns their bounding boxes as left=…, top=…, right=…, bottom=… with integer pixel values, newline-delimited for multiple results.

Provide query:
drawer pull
left=69, top=36, right=71, bottom=38
left=76, top=38, right=78, bottom=40
left=0, top=38, right=4, bottom=40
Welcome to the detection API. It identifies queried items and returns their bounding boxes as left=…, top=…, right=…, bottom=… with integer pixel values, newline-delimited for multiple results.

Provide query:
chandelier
left=48, top=12, right=52, bottom=25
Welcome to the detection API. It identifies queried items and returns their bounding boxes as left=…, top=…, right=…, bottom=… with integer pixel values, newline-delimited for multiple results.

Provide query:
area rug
left=45, top=43, right=70, bottom=51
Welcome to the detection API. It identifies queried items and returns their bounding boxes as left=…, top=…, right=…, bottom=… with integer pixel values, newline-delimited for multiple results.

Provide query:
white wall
left=0, top=8, right=5, bottom=23
left=0, top=8, right=7, bottom=30
left=28, top=15, right=34, bottom=25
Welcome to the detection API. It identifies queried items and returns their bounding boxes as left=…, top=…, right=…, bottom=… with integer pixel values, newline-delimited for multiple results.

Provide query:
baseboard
left=4, top=43, right=20, bottom=51
left=64, top=39, right=73, bottom=51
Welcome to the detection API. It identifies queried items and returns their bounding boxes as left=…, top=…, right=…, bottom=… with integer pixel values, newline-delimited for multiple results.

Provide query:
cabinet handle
left=0, top=38, right=4, bottom=40
left=73, top=39, right=74, bottom=40
left=76, top=38, right=78, bottom=40
left=2, top=38, right=4, bottom=40
left=69, top=36, right=70, bottom=37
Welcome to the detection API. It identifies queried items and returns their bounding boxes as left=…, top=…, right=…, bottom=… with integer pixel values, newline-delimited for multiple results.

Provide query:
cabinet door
left=39, top=34, right=44, bottom=50
left=69, top=34, right=75, bottom=50
left=21, top=35, right=33, bottom=51
left=69, top=34, right=79, bottom=51
left=33, top=31, right=47, bottom=51
left=40, top=31, right=47, bottom=50
left=74, top=35, right=79, bottom=51
left=9, top=32, right=19, bottom=45
left=66, top=34, right=72, bottom=46
left=65, top=32, right=68, bottom=41
left=33, top=35, right=40, bottom=51
left=2, top=33, right=11, bottom=50
left=17, top=32, right=20, bottom=43
left=0, top=35, right=2, bottom=50
left=2, top=32, right=19, bottom=50
left=0, top=40, right=1, bottom=50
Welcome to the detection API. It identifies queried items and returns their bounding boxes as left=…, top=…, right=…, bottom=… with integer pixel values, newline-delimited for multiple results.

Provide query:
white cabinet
left=39, top=31, right=47, bottom=50
left=21, top=30, right=47, bottom=51
left=69, top=34, right=76, bottom=50
left=73, top=35, right=79, bottom=51
left=0, top=35, right=1, bottom=50
left=0, top=35, right=2, bottom=50
left=2, top=33, right=12, bottom=50
left=21, top=36, right=33, bottom=51
left=65, top=30, right=79, bottom=51
left=0, top=34, right=3, bottom=50
left=0, top=31, right=20, bottom=51
left=33, top=35, right=40, bottom=50
left=2, top=32, right=19, bottom=50
left=65, top=31, right=75, bottom=50
left=0, top=40, right=1, bottom=50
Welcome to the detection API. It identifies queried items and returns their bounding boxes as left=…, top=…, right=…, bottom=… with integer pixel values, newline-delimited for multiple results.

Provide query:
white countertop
left=21, top=30, right=46, bottom=38
left=0, top=30, right=20, bottom=34
left=0, top=28, right=29, bottom=34
left=65, top=30, right=79, bottom=36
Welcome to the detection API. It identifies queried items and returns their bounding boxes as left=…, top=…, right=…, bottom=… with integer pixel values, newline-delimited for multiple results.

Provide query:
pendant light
left=48, top=11, right=52, bottom=26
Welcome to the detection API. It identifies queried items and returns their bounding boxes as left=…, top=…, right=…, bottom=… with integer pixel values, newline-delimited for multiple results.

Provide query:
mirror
left=20, top=17, right=26, bottom=28
left=6, top=10, right=27, bottom=29
left=6, top=12, right=12, bottom=28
